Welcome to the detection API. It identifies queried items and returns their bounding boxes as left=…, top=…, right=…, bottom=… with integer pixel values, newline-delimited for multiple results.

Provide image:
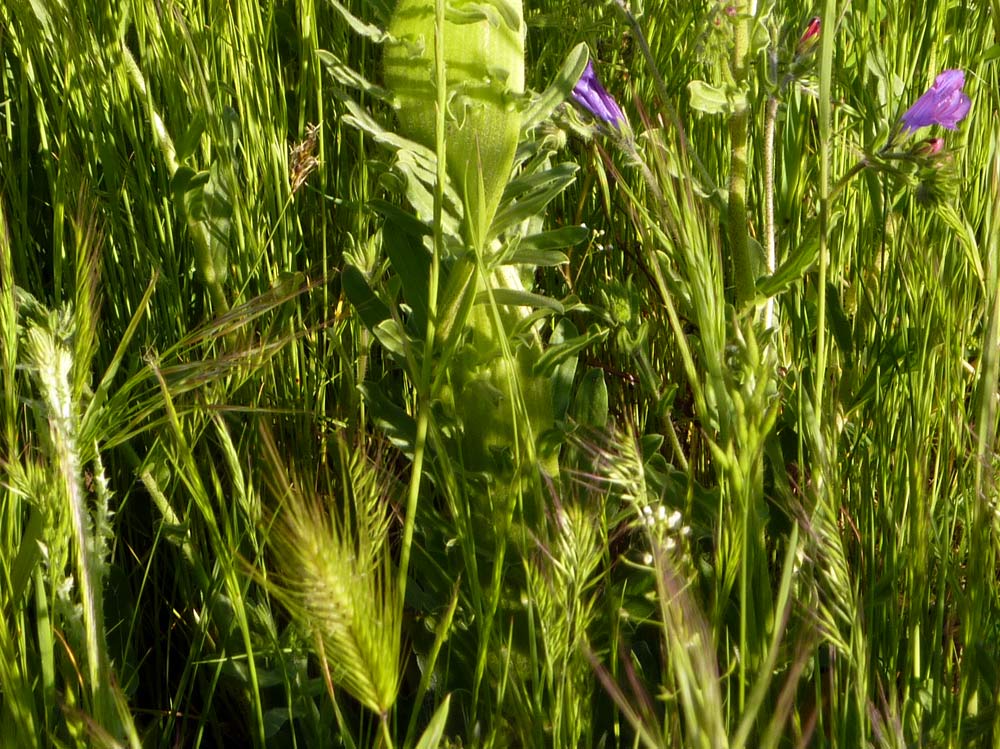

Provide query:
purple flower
left=900, top=70, right=971, bottom=134
left=572, top=61, right=626, bottom=129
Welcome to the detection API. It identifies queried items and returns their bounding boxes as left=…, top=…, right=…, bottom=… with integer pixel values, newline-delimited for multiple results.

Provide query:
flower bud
left=796, top=16, right=820, bottom=56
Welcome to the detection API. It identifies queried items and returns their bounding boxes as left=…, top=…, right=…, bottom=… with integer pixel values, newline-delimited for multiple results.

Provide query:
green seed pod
left=384, top=0, right=524, bottom=233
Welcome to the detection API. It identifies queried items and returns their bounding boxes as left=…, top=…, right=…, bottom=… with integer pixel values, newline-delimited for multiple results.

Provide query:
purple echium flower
left=572, top=61, right=626, bottom=128
left=900, top=69, right=971, bottom=134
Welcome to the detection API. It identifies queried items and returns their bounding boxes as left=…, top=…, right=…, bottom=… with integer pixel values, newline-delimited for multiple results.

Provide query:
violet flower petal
left=572, top=61, right=626, bottom=128
left=900, top=69, right=971, bottom=133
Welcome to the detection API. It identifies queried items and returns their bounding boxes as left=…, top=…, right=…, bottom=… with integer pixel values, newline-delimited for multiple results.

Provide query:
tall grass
left=1, top=0, right=999, bottom=746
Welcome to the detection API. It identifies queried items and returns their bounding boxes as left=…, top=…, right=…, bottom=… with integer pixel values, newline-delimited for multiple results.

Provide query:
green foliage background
left=1, top=0, right=999, bottom=747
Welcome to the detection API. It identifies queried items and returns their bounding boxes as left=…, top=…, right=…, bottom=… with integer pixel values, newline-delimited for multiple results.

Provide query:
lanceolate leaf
left=414, top=695, right=452, bottom=749
left=321, top=0, right=392, bottom=40
left=754, top=236, right=820, bottom=299
left=342, top=265, right=391, bottom=332
left=475, top=288, right=565, bottom=313
left=533, top=325, right=609, bottom=377
left=491, top=163, right=578, bottom=236
left=381, top=215, right=432, bottom=332
left=517, top=225, right=588, bottom=251
left=522, top=42, right=589, bottom=132
left=317, top=49, right=392, bottom=100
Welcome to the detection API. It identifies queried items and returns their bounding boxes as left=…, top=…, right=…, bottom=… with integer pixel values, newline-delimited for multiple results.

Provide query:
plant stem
left=763, top=93, right=779, bottom=327
left=831, top=158, right=869, bottom=200
left=815, top=0, right=836, bottom=419
left=728, top=1, right=754, bottom=309
left=398, top=0, right=448, bottom=613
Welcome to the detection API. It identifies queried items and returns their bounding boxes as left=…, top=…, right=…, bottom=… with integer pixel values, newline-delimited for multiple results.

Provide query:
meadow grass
left=1, top=0, right=999, bottom=746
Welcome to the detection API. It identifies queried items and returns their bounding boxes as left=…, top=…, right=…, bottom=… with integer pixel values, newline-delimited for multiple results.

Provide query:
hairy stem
left=728, top=1, right=754, bottom=309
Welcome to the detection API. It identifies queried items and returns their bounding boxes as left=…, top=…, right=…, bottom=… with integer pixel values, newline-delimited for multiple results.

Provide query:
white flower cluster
left=589, top=225, right=609, bottom=253
left=639, top=503, right=690, bottom=555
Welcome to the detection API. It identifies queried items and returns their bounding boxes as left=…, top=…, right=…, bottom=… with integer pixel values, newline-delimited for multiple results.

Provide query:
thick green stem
left=398, top=0, right=449, bottom=613
left=728, top=2, right=754, bottom=309
left=763, top=94, right=778, bottom=327
left=816, top=0, right=836, bottom=421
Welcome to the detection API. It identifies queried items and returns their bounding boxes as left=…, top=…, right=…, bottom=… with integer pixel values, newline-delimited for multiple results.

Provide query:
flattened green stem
left=728, top=1, right=754, bottom=309
left=398, top=0, right=449, bottom=613
left=816, top=0, right=835, bottom=420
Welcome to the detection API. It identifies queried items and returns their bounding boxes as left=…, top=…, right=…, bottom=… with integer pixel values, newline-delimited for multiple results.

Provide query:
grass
left=1, top=0, right=999, bottom=746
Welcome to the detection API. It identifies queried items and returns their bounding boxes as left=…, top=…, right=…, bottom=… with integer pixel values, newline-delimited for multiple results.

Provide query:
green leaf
left=491, top=162, right=578, bottom=236
left=516, top=224, right=588, bottom=253
left=476, top=288, right=564, bottom=313
left=318, top=49, right=392, bottom=100
left=445, top=1, right=502, bottom=27
left=575, top=367, right=608, bottom=429
left=8, top=507, right=43, bottom=606
left=381, top=212, right=431, bottom=332
left=640, top=433, right=664, bottom=459
left=360, top=383, right=417, bottom=459
left=522, top=42, right=589, bottom=132
left=687, top=80, right=747, bottom=116
left=533, top=325, right=608, bottom=377
left=201, top=162, right=232, bottom=284
left=755, top=236, right=820, bottom=299
left=338, top=99, right=464, bottom=236
left=550, top=318, right=578, bottom=420
left=173, top=163, right=232, bottom=284
left=504, top=247, right=568, bottom=267
left=825, top=282, right=853, bottom=361
left=489, top=0, right=522, bottom=32
left=936, top=203, right=983, bottom=284
left=175, top=111, right=206, bottom=163
left=322, top=0, right=391, bottom=41
left=171, top=166, right=208, bottom=218
left=414, top=694, right=452, bottom=749
left=342, top=264, right=391, bottom=332
left=373, top=318, right=411, bottom=359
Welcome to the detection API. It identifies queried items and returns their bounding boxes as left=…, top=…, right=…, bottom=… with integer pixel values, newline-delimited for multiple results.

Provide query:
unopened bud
left=797, top=17, right=821, bottom=56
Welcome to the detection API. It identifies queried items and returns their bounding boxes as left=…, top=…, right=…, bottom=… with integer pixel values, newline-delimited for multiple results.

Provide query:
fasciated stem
left=398, top=0, right=449, bottom=614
